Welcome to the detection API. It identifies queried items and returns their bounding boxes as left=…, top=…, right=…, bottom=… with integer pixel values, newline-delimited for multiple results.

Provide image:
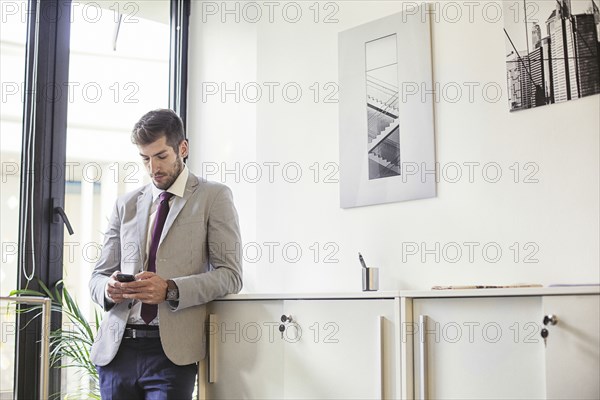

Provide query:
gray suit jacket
left=89, top=173, right=242, bottom=366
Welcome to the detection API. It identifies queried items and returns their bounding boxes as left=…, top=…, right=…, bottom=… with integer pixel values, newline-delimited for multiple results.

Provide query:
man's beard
left=153, top=156, right=184, bottom=190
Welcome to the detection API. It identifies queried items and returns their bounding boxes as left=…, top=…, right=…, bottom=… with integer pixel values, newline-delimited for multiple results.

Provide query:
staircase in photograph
left=368, top=118, right=399, bottom=153
left=368, top=152, right=400, bottom=174
left=366, top=76, right=401, bottom=177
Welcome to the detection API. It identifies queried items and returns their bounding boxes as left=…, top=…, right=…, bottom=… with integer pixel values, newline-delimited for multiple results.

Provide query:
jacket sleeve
left=171, top=185, right=243, bottom=310
left=89, top=201, right=122, bottom=311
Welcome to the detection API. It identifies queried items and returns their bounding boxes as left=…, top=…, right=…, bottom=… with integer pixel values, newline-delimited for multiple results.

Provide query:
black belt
left=123, top=325, right=160, bottom=339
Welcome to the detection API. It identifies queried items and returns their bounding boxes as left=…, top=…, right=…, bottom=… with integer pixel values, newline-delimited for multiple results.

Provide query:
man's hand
left=120, top=271, right=168, bottom=304
left=105, top=271, right=131, bottom=304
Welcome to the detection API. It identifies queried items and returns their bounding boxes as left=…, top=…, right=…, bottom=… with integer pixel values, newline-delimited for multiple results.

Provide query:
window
left=2, top=1, right=190, bottom=397
left=62, top=2, right=171, bottom=394
left=0, top=0, right=28, bottom=395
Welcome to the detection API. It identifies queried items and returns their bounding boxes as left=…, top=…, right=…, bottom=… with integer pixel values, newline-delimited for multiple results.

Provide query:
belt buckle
left=124, top=328, right=137, bottom=339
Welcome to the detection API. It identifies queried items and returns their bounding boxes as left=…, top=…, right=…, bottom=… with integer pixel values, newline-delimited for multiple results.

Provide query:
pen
left=358, top=252, right=367, bottom=269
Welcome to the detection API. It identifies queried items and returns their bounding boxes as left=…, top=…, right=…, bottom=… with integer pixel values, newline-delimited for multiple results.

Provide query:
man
left=89, top=109, right=242, bottom=399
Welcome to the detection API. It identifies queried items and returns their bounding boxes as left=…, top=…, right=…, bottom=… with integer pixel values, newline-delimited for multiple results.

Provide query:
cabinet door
left=543, top=295, right=600, bottom=399
left=281, top=299, right=399, bottom=400
left=205, top=300, right=284, bottom=400
left=413, top=297, right=545, bottom=399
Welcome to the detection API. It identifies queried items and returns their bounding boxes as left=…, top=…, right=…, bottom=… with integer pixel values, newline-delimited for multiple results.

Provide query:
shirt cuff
left=104, top=282, right=115, bottom=305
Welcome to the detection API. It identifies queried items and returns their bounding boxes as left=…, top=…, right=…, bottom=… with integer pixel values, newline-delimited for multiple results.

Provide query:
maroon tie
left=141, top=191, right=173, bottom=324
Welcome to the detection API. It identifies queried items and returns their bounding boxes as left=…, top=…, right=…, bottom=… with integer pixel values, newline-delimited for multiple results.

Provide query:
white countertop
left=215, top=291, right=400, bottom=301
left=401, top=285, right=600, bottom=298
left=215, top=285, right=600, bottom=301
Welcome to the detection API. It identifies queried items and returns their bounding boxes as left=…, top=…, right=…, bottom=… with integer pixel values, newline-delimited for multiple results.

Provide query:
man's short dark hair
left=131, top=109, right=185, bottom=152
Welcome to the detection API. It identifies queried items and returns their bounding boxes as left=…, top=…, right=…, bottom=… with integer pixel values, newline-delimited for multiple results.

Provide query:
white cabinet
left=282, top=299, right=399, bottom=399
left=543, top=295, right=600, bottom=399
left=202, top=289, right=599, bottom=400
left=410, top=292, right=600, bottom=400
left=203, top=297, right=400, bottom=400
left=205, top=300, right=284, bottom=399
left=411, top=296, right=546, bottom=400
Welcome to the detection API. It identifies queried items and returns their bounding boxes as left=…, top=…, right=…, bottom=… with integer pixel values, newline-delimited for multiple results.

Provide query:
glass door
left=0, top=1, right=27, bottom=397
left=2, top=0, right=188, bottom=397
left=60, top=1, right=171, bottom=395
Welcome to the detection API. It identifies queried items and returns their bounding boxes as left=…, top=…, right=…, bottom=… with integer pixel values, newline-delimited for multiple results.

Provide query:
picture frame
left=338, top=4, right=436, bottom=208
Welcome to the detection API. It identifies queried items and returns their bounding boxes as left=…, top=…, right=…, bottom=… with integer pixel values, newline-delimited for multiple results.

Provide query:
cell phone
left=116, top=273, right=135, bottom=282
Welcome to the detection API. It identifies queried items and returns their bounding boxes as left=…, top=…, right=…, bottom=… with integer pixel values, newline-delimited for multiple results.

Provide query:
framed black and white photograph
left=504, top=0, right=600, bottom=111
left=338, top=4, right=436, bottom=208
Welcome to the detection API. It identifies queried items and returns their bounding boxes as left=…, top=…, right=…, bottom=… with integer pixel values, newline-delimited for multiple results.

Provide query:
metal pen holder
left=362, top=267, right=379, bottom=291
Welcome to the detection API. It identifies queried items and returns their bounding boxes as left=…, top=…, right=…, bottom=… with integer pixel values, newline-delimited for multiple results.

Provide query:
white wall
left=187, top=1, right=600, bottom=293
left=187, top=6, right=259, bottom=290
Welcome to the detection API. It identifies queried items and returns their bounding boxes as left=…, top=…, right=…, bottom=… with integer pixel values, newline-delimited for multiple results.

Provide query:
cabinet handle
left=419, top=315, right=429, bottom=400
left=378, top=315, right=385, bottom=400
left=208, top=313, right=217, bottom=384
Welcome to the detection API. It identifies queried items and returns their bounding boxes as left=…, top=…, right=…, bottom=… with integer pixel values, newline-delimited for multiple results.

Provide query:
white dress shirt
left=125, top=165, right=189, bottom=325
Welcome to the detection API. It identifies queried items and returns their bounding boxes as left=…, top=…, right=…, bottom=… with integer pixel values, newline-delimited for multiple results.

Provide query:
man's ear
left=179, top=139, right=189, bottom=158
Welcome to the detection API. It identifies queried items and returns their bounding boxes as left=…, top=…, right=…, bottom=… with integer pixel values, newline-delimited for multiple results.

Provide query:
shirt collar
left=151, top=164, right=189, bottom=202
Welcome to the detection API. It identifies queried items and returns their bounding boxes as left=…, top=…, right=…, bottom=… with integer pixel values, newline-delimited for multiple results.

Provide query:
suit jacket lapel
left=159, top=174, right=200, bottom=244
left=136, top=186, right=153, bottom=267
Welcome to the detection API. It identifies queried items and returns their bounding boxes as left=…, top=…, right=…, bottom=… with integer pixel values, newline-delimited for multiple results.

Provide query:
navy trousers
left=97, top=338, right=197, bottom=399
